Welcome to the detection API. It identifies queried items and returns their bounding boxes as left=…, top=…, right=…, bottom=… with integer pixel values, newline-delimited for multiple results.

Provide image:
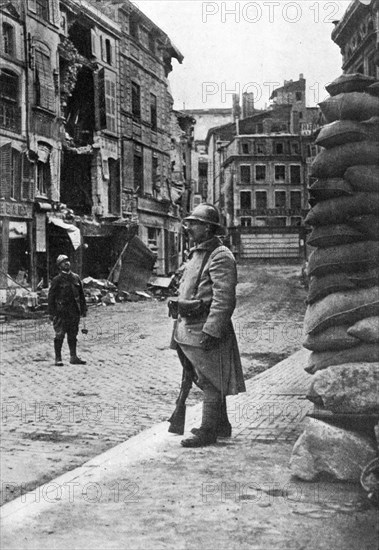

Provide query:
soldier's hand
left=200, top=332, right=219, bottom=350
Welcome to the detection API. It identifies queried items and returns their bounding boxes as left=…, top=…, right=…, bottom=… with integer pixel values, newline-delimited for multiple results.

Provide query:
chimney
left=242, top=92, right=255, bottom=119
left=299, top=73, right=304, bottom=80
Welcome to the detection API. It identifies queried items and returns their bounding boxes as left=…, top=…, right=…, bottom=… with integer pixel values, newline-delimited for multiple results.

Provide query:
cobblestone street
left=1, top=264, right=307, bottom=504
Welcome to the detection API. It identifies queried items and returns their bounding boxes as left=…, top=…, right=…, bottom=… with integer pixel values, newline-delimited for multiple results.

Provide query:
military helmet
left=56, top=254, right=69, bottom=266
left=183, top=203, right=221, bottom=227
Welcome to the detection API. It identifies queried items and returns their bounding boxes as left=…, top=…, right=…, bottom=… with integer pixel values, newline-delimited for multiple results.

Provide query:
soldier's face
left=60, top=260, right=71, bottom=272
left=185, top=221, right=208, bottom=243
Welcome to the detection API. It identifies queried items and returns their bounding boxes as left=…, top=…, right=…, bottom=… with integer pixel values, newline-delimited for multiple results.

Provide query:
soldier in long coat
left=173, top=204, right=246, bottom=447
left=48, top=255, right=87, bottom=366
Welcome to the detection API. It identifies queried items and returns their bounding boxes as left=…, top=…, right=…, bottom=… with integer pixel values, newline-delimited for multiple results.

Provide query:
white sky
left=133, top=0, right=352, bottom=110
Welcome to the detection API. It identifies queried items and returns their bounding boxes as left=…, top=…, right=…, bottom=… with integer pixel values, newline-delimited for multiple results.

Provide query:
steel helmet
left=183, top=203, right=221, bottom=226
left=56, top=254, right=69, bottom=266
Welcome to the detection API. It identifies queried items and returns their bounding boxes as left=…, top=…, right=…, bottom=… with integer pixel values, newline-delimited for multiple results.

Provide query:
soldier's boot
left=182, top=390, right=220, bottom=447
left=191, top=397, right=232, bottom=438
left=54, top=338, right=64, bottom=366
left=68, top=338, right=86, bottom=365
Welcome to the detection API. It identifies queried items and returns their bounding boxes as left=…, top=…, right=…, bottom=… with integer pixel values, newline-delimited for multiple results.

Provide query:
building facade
left=0, top=0, right=183, bottom=302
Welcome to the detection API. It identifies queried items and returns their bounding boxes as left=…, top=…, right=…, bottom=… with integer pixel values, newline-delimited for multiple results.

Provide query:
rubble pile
left=291, top=73, right=379, bottom=482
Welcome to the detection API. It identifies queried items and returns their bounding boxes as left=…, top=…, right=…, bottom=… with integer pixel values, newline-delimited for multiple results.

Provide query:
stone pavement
left=0, top=264, right=307, bottom=504
left=1, top=349, right=378, bottom=550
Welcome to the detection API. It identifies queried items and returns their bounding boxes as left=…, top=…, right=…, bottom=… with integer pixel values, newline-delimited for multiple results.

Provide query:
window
left=255, top=165, right=266, bottom=181
left=150, top=93, right=157, bottom=131
left=22, top=153, right=34, bottom=200
left=275, top=165, right=285, bottom=181
left=105, top=39, right=112, bottom=65
left=256, top=142, right=265, bottom=154
left=257, top=123, right=263, bottom=133
left=275, top=142, right=284, bottom=154
left=35, top=48, right=55, bottom=111
left=255, top=191, right=267, bottom=209
left=98, top=69, right=116, bottom=132
left=3, top=23, right=14, bottom=56
left=130, top=15, right=139, bottom=40
left=10, top=149, right=21, bottom=200
left=36, top=161, right=51, bottom=197
left=36, top=0, right=49, bottom=21
left=275, top=191, right=286, bottom=208
left=290, top=165, right=301, bottom=184
left=240, top=165, right=251, bottom=184
left=295, top=92, right=302, bottom=101
left=241, top=142, right=249, bottom=154
left=148, top=33, right=155, bottom=54
left=291, top=217, right=302, bottom=226
left=147, top=227, right=160, bottom=250
left=132, top=82, right=141, bottom=119
left=290, top=191, right=302, bottom=210
left=240, top=217, right=252, bottom=227
left=240, top=191, right=251, bottom=210
left=273, top=217, right=286, bottom=226
left=291, top=142, right=299, bottom=155
left=152, top=154, right=159, bottom=195
left=133, top=151, right=143, bottom=192
left=108, top=158, right=120, bottom=214
left=255, top=218, right=266, bottom=227
left=0, top=69, right=18, bottom=102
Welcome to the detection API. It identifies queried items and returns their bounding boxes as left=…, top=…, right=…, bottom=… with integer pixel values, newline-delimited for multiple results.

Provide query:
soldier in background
left=48, top=255, right=87, bottom=366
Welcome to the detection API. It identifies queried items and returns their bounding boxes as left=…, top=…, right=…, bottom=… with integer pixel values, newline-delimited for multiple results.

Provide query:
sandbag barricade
left=292, top=74, right=379, bottom=482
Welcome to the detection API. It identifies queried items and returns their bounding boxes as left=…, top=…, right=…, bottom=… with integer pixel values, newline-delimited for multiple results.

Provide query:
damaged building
left=0, top=0, right=184, bottom=303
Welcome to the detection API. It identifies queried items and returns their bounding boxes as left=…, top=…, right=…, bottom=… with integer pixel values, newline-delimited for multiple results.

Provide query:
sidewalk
left=1, top=349, right=377, bottom=550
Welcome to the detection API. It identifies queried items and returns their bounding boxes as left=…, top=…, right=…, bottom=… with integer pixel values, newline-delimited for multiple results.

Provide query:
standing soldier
left=171, top=204, right=246, bottom=447
left=48, top=255, right=87, bottom=366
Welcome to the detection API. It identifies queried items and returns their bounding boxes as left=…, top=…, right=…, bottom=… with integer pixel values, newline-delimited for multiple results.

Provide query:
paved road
left=1, top=264, right=306, bottom=504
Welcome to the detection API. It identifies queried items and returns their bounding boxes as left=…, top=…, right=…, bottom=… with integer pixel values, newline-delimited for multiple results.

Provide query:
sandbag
left=344, top=165, right=379, bottom=192
left=305, top=344, right=379, bottom=374
left=307, top=273, right=357, bottom=305
left=318, top=93, right=379, bottom=123
left=347, top=316, right=379, bottom=343
left=303, top=286, right=379, bottom=335
left=307, top=224, right=366, bottom=248
left=349, top=215, right=379, bottom=240
left=348, top=267, right=379, bottom=287
left=307, top=241, right=379, bottom=277
left=303, top=325, right=360, bottom=352
left=308, top=178, right=354, bottom=203
left=315, top=120, right=372, bottom=149
left=305, top=193, right=379, bottom=226
left=310, top=142, right=379, bottom=178
left=325, top=73, right=377, bottom=96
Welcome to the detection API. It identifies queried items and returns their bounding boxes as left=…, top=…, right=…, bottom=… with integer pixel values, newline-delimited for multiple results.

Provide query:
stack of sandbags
left=291, top=74, right=379, bottom=482
left=303, top=73, right=379, bottom=377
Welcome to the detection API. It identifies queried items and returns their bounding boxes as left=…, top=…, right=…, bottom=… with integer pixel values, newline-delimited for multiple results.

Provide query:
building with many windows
left=0, top=0, right=183, bottom=302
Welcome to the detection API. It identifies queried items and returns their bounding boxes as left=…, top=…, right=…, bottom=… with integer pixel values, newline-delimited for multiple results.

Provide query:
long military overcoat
left=48, top=271, right=87, bottom=319
left=173, top=236, right=246, bottom=396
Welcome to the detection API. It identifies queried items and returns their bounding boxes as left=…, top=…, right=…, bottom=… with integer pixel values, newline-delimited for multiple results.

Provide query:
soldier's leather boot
left=182, top=391, right=220, bottom=447
left=191, top=397, right=232, bottom=438
left=68, top=338, right=86, bottom=365
left=54, top=338, right=64, bottom=366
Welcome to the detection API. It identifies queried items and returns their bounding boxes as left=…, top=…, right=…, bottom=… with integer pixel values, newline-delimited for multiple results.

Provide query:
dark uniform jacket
left=48, top=271, right=87, bottom=319
left=173, top=237, right=246, bottom=395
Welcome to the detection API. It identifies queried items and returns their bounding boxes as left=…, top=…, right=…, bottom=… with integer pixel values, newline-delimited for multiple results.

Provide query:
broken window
left=0, top=68, right=18, bottom=102
left=3, top=23, right=14, bottom=56
left=98, top=69, right=116, bottom=132
left=255, top=191, right=267, bottom=209
left=35, top=48, right=55, bottom=111
left=255, top=165, right=266, bottom=181
left=295, top=92, right=302, bottom=101
left=36, top=160, right=51, bottom=197
left=150, top=93, right=157, bottom=131
left=108, top=158, right=120, bottom=215
left=240, top=165, right=251, bottom=184
left=256, top=142, right=265, bottom=154
left=275, top=165, right=285, bottom=181
left=132, top=82, right=141, bottom=119
left=134, top=151, right=143, bottom=192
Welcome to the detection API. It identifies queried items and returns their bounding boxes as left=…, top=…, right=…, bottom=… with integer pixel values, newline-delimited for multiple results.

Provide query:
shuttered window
left=0, top=144, right=12, bottom=198
left=10, top=149, right=21, bottom=200
left=35, top=49, right=55, bottom=112
left=98, top=68, right=116, bottom=132
left=22, top=153, right=35, bottom=200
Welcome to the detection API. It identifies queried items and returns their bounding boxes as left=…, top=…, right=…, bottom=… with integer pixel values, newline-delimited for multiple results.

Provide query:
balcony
left=0, top=100, right=21, bottom=133
left=237, top=208, right=308, bottom=217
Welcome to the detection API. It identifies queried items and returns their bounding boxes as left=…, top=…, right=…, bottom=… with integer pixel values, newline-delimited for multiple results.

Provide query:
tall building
left=206, top=76, right=319, bottom=259
left=0, top=0, right=183, bottom=303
